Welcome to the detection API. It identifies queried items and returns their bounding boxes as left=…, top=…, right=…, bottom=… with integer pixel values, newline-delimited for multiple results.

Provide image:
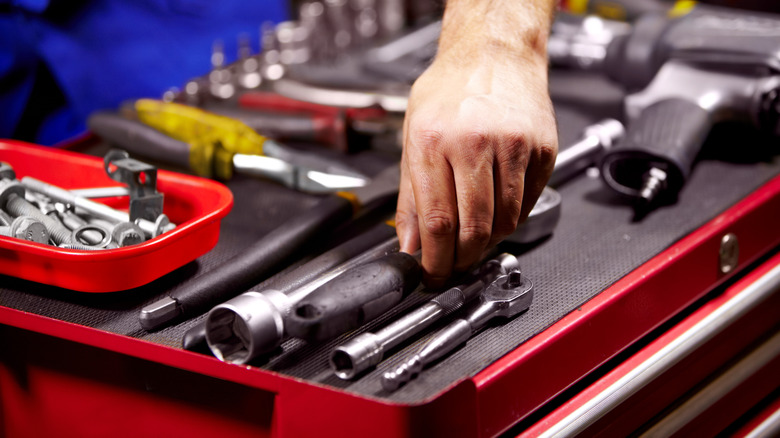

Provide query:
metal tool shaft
left=548, top=118, right=625, bottom=188
left=330, top=253, right=519, bottom=379
left=382, top=271, right=533, bottom=391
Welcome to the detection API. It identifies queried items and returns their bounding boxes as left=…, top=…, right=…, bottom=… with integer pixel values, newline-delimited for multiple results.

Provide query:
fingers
left=452, top=139, right=494, bottom=272
left=395, top=155, right=420, bottom=255
left=399, top=123, right=460, bottom=287
left=519, top=141, right=557, bottom=223
left=490, top=134, right=528, bottom=247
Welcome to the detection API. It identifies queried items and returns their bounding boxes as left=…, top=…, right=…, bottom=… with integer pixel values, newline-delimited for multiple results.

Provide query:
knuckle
left=421, top=209, right=457, bottom=238
left=394, top=209, right=416, bottom=229
left=537, top=141, right=558, bottom=164
left=459, top=219, right=492, bottom=246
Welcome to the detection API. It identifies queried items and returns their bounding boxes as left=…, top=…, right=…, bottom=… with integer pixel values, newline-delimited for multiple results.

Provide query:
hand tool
left=138, top=161, right=401, bottom=331
left=235, top=91, right=390, bottom=151
left=205, top=232, right=402, bottom=363
left=87, top=111, right=369, bottom=193
left=550, top=6, right=780, bottom=214
left=381, top=270, right=534, bottom=391
left=549, top=120, right=625, bottom=187
left=202, top=187, right=563, bottom=361
left=330, top=253, right=519, bottom=379
left=182, top=220, right=397, bottom=355
left=285, top=250, right=422, bottom=342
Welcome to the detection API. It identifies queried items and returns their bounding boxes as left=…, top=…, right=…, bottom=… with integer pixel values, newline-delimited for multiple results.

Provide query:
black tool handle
left=286, top=252, right=422, bottom=342
left=171, top=195, right=354, bottom=321
left=601, top=98, right=713, bottom=197
left=181, top=221, right=397, bottom=351
left=87, top=111, right=192, bottom=169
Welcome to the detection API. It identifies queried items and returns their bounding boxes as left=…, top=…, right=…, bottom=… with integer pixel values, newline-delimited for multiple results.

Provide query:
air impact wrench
left=550, top=6, right=780, bottom=213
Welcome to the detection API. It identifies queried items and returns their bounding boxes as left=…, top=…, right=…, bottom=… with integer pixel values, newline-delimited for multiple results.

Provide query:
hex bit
left=381, top=270, right=533, bottom=391
left=330, top=253, right=519, bottom=379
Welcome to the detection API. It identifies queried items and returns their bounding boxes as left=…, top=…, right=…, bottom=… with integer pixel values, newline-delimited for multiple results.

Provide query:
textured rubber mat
left=2, top=72, right=779, bottom=404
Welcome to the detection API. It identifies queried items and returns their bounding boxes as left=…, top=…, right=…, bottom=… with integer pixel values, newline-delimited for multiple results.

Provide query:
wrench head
left=481, top=271, right=534, bottom=318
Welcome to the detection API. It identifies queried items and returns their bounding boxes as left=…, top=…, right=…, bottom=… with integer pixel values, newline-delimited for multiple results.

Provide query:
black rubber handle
left=181, top=221, right=398, bottom=351
left=87, top=111, right=192, bottom=169
left=286, top=251, right=422, bottom=342
left=601, top=98, right=713, bottom=198
left=175, top=195, right=354, bottom=316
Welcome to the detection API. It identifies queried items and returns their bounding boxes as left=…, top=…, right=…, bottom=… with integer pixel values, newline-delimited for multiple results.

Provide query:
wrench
left=381, top=270, right=533, bottom=391
left=331, top=253, right=519, bottom=379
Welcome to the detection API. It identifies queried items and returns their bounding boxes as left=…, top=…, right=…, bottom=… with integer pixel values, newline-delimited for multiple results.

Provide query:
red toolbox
left=0, top=140, right=233, bottom=292
left=1, top=73, right=780, bottom=437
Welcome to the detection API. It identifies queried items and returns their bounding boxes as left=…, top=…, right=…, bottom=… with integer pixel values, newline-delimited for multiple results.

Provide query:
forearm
left=437, top=0, right=556, bottom=65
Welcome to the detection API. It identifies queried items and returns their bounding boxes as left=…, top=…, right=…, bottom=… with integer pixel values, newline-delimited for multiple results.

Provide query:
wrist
left=436, top=0, right=553, bottom=67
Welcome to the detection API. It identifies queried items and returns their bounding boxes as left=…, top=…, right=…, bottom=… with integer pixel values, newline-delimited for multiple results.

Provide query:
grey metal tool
left=206, top=232, right=400, bottom=364
left=381, top=270, right=533, bottom=391
left=547, top=118, right=625, bottom=188
left=330, top=253, right=519, bottom=379
left=231, top=152, right=368, bottom=194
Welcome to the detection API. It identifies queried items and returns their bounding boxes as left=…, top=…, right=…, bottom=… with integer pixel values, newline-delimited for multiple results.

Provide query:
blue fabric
left=0, top=0, right=288, bottom=144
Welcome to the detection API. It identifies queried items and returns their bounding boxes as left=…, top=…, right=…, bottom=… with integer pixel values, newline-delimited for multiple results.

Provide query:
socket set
left=0, top=140, right=233, bottom=292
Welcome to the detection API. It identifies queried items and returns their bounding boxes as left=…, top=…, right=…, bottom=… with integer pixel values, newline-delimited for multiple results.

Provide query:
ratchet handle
left=286, top=251, right=422, bottom=342
left=600, top=98, right=712, bottom=198
left=176, top=195, right=355, bottom=315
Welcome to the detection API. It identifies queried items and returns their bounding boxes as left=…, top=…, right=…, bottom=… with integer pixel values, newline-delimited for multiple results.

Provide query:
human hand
left=395, top=32, right=558, bottom=287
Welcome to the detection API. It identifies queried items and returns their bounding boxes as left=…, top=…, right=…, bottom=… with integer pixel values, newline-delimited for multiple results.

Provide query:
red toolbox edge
left=0, top=174, right=778, bottom=437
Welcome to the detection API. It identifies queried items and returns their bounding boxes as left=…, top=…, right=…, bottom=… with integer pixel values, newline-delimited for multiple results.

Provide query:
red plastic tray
left=0, top=140, right=233, bottom=292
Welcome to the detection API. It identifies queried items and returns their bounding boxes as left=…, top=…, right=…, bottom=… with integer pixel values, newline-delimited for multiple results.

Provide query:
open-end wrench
left=381, top=270, right=533, bottom=391
left=330, top=253, right=519, bottom=379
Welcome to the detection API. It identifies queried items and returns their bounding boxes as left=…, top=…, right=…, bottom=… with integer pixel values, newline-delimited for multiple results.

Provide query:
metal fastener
left=719, top=233, right=739, bottom=274
left=0, top=162, right=15, bottom=181
left=0, top=180, right=71, bottom=244
left=0, top=216, right=50, bottom=244
left=21, top=176, right=175, bottom=238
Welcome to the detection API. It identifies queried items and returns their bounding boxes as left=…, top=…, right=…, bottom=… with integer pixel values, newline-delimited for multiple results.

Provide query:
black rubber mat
left=2, top=71, right=779, bottom=404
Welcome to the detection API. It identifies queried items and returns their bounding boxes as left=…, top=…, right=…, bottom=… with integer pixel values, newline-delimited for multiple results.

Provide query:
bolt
left=0, top=162, right=15, bottom=181
left=0, top=209, right=12, bottom=226
left=0, top=180, right=71, bottom=244
left=54, top=205, right=106, bottom=245
left=112, top=221, right=146, bottom=247
left=58, top=243, right=109, bottom=251
left=21, top=176, right=176, bottom=238
left=0, top=216, right=50, bottom=244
